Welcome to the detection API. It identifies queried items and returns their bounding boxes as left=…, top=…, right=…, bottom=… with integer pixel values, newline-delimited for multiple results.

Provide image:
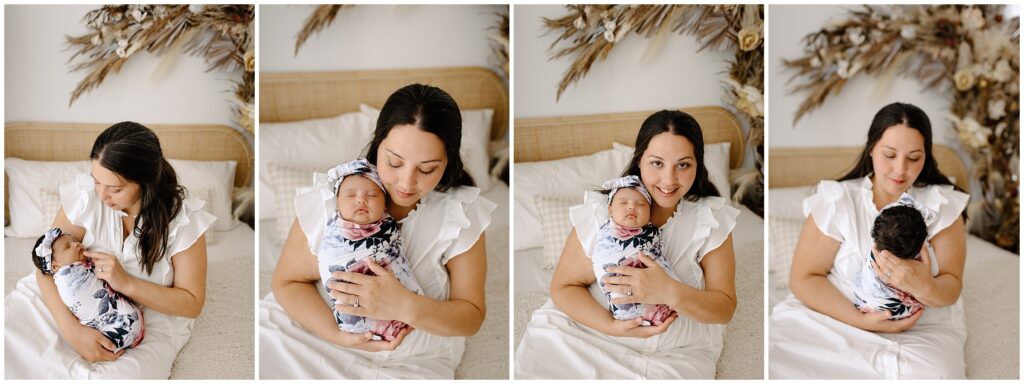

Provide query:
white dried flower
left=737, top=25, right=762, bottom=52
left=90, top=34, right=101, bottom=46
left=960, top=7, right=985, bottom=30
left=604, top=20, right=616, bottom=33
left=603, top=30, right=615, bottom=43
left=900, top=25, right=916, bottom=39
left=991, top=59, right=1013, bottom=83
left=189, top=4, right=205, bottom=14
left=836, top=59, right=851, bottom=79
left=954, top=69, right=975, bottom=91
left=810, top=56, right=822, bottom=68
left=988, top=98, right=1006, bottom=120
left=131, top=8, right=145, bottom=22
left=846, top=27, right=865, bottom=46
left=574, top=16, right=585, bottom=30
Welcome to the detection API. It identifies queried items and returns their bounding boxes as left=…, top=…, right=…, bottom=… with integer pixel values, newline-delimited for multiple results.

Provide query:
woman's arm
left=93, top=235, right=207, bottom=318
left=273, top=219, right=409, bottom=351
left=790, top=215, right=923, bottom=332
left=41, top=208, right=123, bottom=362
left=873, top=217, right=966, bottom=307
left=548, top=229, right=676, bottom=337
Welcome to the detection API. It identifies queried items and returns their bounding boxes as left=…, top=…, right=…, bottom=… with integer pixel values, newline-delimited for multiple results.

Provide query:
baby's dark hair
left=872, top=205, right=927, bottom=259
left=31, top=233, right=55, bottom=276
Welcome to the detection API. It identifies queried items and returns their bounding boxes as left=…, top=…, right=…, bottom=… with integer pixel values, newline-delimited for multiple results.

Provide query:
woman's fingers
left=331, top=271, right=372, bottom=285
left=335, top=302, right=368, bottom=317
left=327, top=280, right=362, bottom=296
left=363, top=259, right=393, bottom=277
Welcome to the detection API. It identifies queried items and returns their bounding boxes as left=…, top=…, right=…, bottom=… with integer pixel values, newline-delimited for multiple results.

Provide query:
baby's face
left=609, top=188, right=650, bottom=228
left=52, top=235, right=85, bottom=268
left=336, top=175, right=387, bottom=225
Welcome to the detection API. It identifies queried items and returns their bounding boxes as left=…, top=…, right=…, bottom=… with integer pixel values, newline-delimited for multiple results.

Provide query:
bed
left=3, top=122, right=255, bottom=379
left=512, top=107, right=764, bottom=379
left=257, top=66, right=509, bottom=379
left=768, top=146, right=1019, bottom=379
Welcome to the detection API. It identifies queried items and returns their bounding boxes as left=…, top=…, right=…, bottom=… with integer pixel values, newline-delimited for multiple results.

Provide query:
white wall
left=767, top=4, right=1008, bottom=175
left=514, top=5, right=734, bottom=119
left=4, top=5, right=237, bottom=127
left=259, top=5, right=504, bottom=73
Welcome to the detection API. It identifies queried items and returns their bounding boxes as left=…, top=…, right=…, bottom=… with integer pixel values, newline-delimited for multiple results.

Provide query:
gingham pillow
left=535, top=195, right=582, bottom=270
left=268, top=163, right=319, bottom=245
left=38, top=188, right=62, bottom=230
left=768, top=217, right=804, bottom=290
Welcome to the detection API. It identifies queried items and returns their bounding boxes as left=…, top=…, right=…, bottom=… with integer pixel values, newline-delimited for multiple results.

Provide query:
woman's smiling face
left=638, top=132, right=697, bottom=210
left=375, top=124, right=447, bottom=208
left=870, top=124, right=926, bottom=197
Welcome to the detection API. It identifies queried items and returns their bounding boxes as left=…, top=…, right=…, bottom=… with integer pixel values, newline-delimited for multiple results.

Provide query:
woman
left=259, top=84, right=496, bottom=379
left=515, top=110, right=740, bottom=379
left=5, top=122, right=215, bottom=379
left=769, top=102, right=969, bottom=379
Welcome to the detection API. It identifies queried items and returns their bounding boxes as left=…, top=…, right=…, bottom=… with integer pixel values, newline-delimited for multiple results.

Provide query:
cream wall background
left=4, top=5, right=236, bottom=126
left=769, top=5, right=1017, bottom=178
left=259, top=5, right=505, bottom=73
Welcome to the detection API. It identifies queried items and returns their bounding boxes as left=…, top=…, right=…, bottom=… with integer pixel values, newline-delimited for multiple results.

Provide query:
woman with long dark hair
left=259, top=84, right=496, bottom=379
left=769, top=102, right=970, bottom=379
left=5, top=122, right=215, bottom=378
left=515, top=110, right=741, bottom=378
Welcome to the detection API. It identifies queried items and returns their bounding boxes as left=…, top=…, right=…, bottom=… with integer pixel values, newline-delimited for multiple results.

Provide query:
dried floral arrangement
left=66, top=5, right=255, bottom=134
left=784, top=5, right=1020, bottom=252
left=489, top=9, right=510, bottom=83
left=294, top=5, right=351, bottom=55
left=543, top=5, right=764, bottom=215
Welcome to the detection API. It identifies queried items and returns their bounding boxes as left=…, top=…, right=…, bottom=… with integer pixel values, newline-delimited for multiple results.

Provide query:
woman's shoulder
left=59, top=173, right=101, bottom=225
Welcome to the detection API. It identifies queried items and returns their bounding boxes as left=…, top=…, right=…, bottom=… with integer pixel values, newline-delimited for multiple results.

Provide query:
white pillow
left=535, top=195, right=582, bottom=269
left=360, top=103, right=494, bottom=191
left=768, top=185, right=814, bottom=221
left=4, top=158, right=91, bottom=237
left=267, top=163, right=319, bottom=245
left=168, top=159, right=237, bottom=232
left=768, top=217, right=804, bottom=291
left=613, top=142, right=732, bottom=200
left=513, top=145, right=633, bottom=251
left=259, top=111, right=375, bottom=219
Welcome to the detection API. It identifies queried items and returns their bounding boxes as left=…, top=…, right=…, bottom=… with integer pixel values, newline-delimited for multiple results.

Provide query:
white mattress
left=4, top=223, right=256, bottom=379
left=258, top=182, right=511, bottom=379
left=513, top=204, right=765, bottom=379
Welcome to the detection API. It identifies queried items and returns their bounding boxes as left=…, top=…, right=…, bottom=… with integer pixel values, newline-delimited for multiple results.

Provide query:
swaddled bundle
left=591, top=176, right=677, bottom=326
left=852, top=193, right=936, bottom=320
left=32, top=228, right=145, bottom=352
left=316, top=159, right=422, bottom=341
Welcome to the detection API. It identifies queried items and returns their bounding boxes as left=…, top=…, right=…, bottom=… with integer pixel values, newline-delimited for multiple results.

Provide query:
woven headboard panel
left=514, top=106, right=745, bottom=169
left=260, top=67, right=508, bottom=140
left=768, top=145, right=968, bottom=190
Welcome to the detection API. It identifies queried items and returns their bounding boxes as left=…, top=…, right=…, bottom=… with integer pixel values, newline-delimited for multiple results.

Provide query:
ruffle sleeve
left=293, top=172, right=334, bottom=255
left=568, top=191, right=609, bottom=258
left=695, top=196, right=741, bottom=263
left=439, top=186, right=497, bottom=265
left=165, top=197, right=217, bottom=257
left=915, top=184, right=969, bottom=238
left=59, top=173, right=100, bottom=245
left=801, top=180, right=847, bottom=242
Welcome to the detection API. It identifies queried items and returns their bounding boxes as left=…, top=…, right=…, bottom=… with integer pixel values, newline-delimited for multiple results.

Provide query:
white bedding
left=767, top=223, right=1019, bottom=379
left=4, top=223, right=256, bottom=379
left=257, top=181, right=510, bottom=379
left=513, top=204, right=764, bottom=379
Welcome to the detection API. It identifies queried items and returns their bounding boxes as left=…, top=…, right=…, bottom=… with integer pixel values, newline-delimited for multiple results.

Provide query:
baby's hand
left=858, top=308, right=923, bottom=333
left=602, top=313, right=678, bottom=338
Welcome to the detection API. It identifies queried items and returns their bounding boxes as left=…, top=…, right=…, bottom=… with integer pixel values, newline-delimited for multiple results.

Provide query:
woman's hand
left=331, top=325, right=414, bottom=352
left=66, top=324, right=125, bottom=362
left=856, top=308, right=924, bottom=333
left=601, top=313, right=679, bottom=338
left=328, top=260, right=416, bottom=324
left=603, top=252, right=678, bottom=306
left=871, top=248, right=932, bottom=295
left=86, top=250, right=134, bottom=293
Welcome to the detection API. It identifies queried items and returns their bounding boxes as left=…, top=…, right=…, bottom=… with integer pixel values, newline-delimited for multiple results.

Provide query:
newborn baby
left=31, top=228, right=144, bottom=352
left=592, top=175, right=678, bottom=326
left=317, top=159, right=423, bottom=341
left=852, top=193, right=933, bottom=320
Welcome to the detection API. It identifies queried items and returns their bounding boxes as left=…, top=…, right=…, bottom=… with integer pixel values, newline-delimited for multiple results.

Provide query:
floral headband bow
left=35, top=227, right=63, bottom=275
left=602, top=175, right=652, bottom=206
left=326, top=158, right=386, bottom=196
left=880, top=192, right=936, bottom=223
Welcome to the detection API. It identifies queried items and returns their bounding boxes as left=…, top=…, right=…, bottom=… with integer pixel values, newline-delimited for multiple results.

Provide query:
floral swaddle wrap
left=852, top=193, right=936, bottom=320
left=316, top=160, right=423, bottom=341
left=35, top=228, right=145, bottom=353
left=591, top=176, right=678, bottom=326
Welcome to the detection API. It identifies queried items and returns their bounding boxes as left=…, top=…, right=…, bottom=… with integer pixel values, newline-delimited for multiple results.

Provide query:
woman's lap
left=769, top=297, right=965, bottom=379
left=4, top=273, right=179, bottom=379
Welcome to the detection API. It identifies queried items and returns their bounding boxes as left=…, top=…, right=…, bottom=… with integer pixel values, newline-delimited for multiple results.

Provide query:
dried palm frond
left=294, top=5, right=349, bottom=55
left=489, top=9, right=509, bottom=81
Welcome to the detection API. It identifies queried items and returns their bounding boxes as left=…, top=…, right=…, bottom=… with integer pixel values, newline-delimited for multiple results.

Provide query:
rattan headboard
left=768, top=146, right=969, bottom=191
left=260, top=67, right=508, bottom=140
left=514, top=106, right=745, bottom=168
